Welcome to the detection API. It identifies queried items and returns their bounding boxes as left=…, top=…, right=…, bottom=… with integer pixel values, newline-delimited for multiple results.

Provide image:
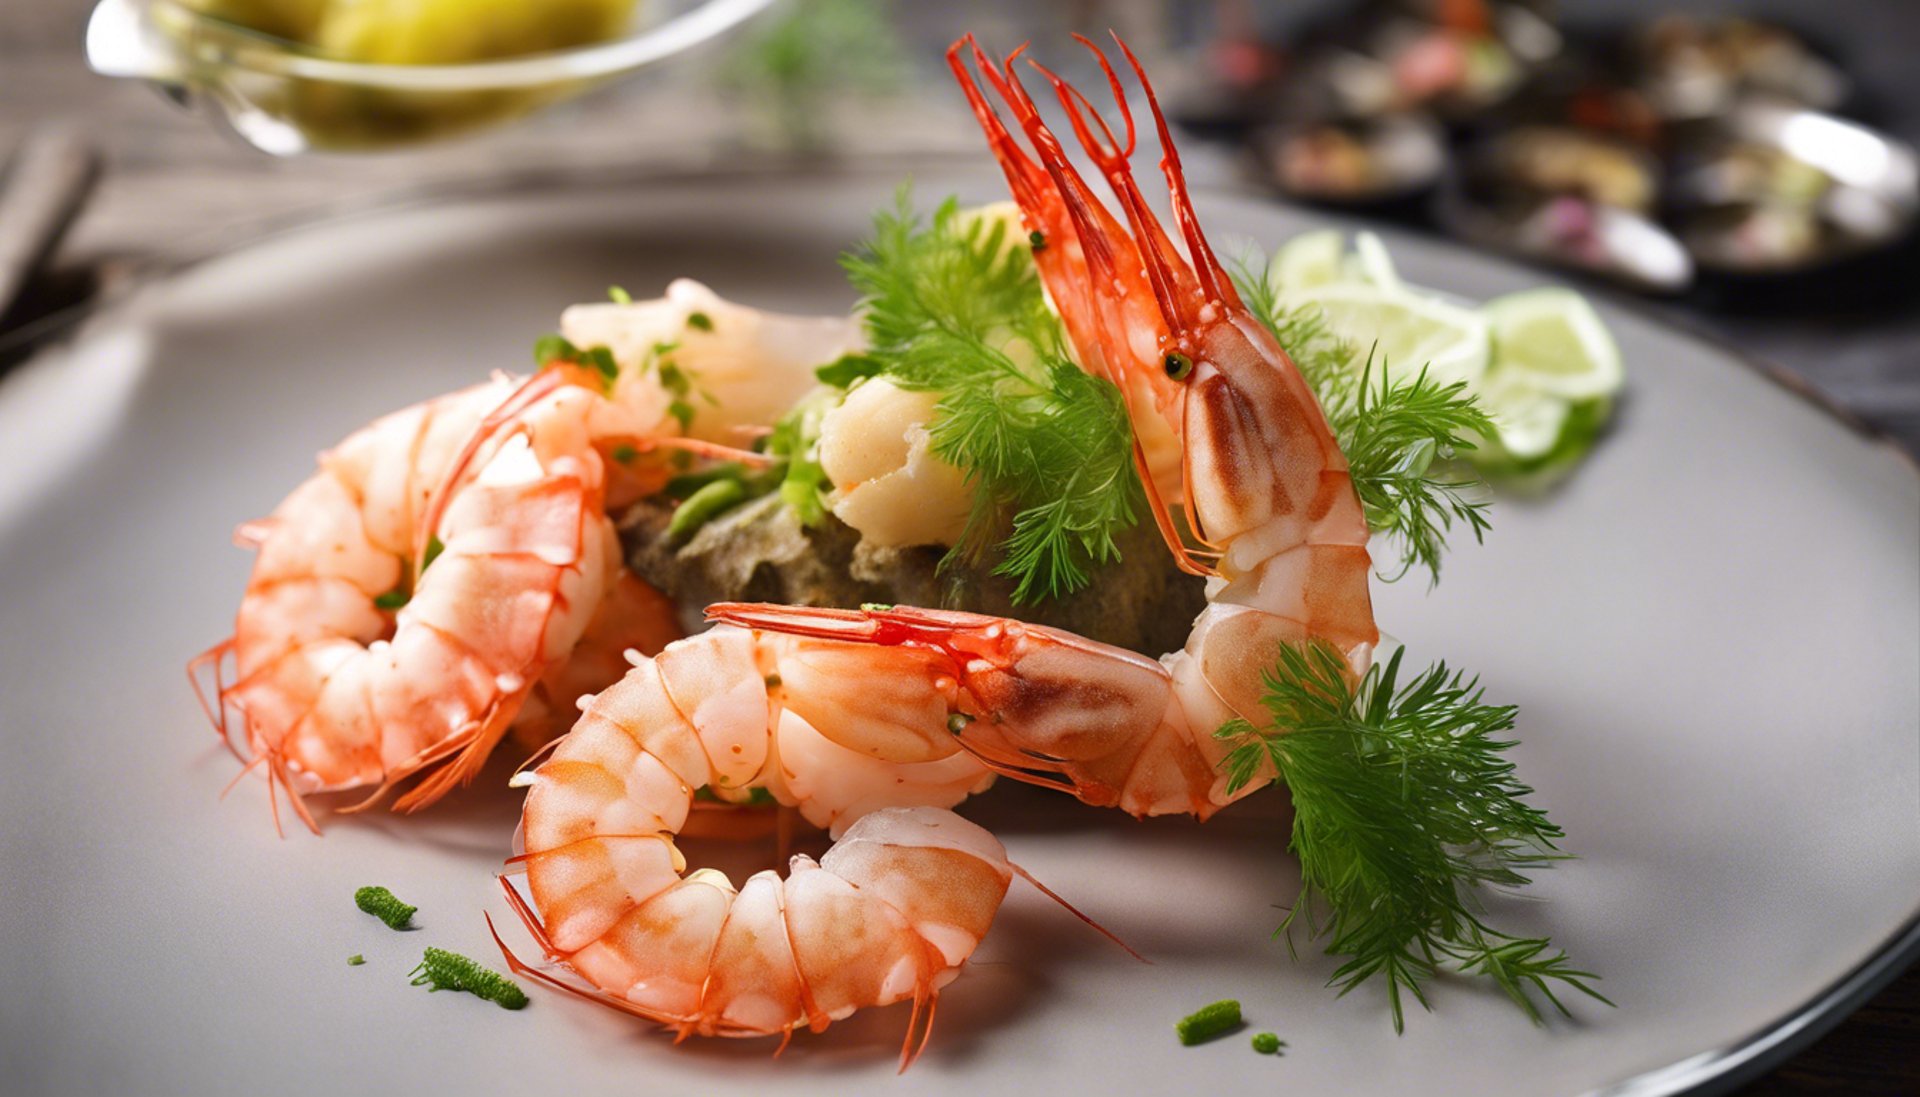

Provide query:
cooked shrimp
left=190, top=368, right=671, bottom=829
left=712, top=35, right=1379, bottom=819
left=195, top=279, right=866, bottom=829
left=498, top=804, right=1009, bottom=1068
left=501, top=624, right=1013, bottom=1063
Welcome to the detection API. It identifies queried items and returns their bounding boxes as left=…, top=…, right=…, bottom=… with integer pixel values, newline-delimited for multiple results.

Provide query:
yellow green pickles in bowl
left=86, top=0, right=776, bottom=152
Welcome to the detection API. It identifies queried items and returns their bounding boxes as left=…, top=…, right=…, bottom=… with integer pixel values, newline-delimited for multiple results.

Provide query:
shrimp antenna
left=1010, top=862, right=1149, bottom=964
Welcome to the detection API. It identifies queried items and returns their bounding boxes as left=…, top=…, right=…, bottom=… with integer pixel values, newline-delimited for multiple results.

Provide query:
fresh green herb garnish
left=354, top=885, right=416, bottom=930
left=668, top=479, right=747, bottom=542
left=348, top=954, right=366, bottom=966
left=420, top=535, right=445, bottom=575
left=764, top=387, right=837, bottom=527
left=1175, top=999, right=1243, bottom=1045
left=610, top=444, right=639, bottom=465
left=1217, top=642, right=1610, bottom=1031
left=532, top=333, right=617, bottom=387
left=1251, top=1032, right=1284, bottom=1055
left=607, top=285, right=633, bottom=305
left=841, top=191, right=1142, bottom=603
left=373, top=587, right=409, bottom=611
left=410, top=947, right=528, bottom=1010
left=1232, top=258, right=1494, bottom=585
left=814, top=352, right=884, bottom=389
left=686, top=310, right=714, bottom=332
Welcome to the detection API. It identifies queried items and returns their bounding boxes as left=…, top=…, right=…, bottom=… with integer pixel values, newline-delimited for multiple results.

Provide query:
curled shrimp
left=502, top=619, right=1149, bottom=1063
left=189, top=364, right=687, bottom=831
left=716, top=35, right=1378, bottom=818
left=193, top=278, right=863, bottom=830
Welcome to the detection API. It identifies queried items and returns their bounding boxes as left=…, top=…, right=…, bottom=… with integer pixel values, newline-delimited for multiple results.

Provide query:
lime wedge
left=1283, top=283, right=1491, bottom=388
left=1483, top=288, right=1624, bottom=401
left=1475, top=372, right=1570, bottom=461
left=1350, top=231, right=1404, bottom=294
left=1267, top=230, right=1347, bottom=295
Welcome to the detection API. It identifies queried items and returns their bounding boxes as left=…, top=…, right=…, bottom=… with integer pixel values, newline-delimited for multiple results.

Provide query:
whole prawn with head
left=501, top=35, right=1375, bottom=1072
left=719, top=34, right=1380, bottom=818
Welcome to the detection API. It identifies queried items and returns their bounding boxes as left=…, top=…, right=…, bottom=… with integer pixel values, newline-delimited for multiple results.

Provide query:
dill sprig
left=1231, top=255, right=1493, bottom=585
left=1216, top=642, right=1611, bottom=1030
left=410, top=947, right=528, bottom=1010
left=840, top=192, right=1142, bottom=603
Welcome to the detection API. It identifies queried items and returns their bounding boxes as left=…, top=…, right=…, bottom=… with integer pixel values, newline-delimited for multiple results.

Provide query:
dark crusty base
left=618, top=493, right=1208, bottom=658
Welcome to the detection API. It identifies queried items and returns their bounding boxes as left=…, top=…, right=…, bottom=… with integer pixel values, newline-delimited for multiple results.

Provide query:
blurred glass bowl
left=86, top=0, right=775, bottom=154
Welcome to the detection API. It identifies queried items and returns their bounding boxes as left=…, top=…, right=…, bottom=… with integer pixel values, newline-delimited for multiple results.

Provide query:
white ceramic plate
left=1, top=169, right=1914, bottom=1097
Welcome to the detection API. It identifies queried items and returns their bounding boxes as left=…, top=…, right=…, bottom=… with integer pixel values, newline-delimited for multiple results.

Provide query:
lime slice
left=1267, top=230, right=1347, bottom=295
left=1350, top=231, right=1405, bottom=294
left=1483, top=288, right=1624, bottom=401
left=1283, top=283, right=1491, bottom=388
left=1475, top=372, right=1570, bottom=461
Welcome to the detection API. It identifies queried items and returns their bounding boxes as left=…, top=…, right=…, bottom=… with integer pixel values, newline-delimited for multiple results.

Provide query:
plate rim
left=5, top=159, right=1915, bottom=1097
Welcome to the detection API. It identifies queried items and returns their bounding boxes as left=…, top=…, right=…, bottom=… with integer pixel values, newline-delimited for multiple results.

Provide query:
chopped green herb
left=608, top=285, right=633, bottom=305
left=354, top=885, right=416, bottom=930
left=815, top=352, right=885, bottom=389
left=664, top=462, right=748, bottom=500
left=1175, top=999, right=1242, bottom=1045
left=347, top=954, right=366, bottom=967
left=1251, top=1032, right=1283, bottom=1055
left=420, top=535, right=445, bottom=575
left=1216, top=642, right=1610, bottom=1031
left=532, top=333, right=618, bottom=387
left=532, top=333, right=577, bottom=366
left=410, top=947, right=528, bottom=1010
left=686, top=310, right=714, bottom=332
left=843, top=191, right=1142, bottom=603
left=667, top=479, right=746, bottom=542
left=611, top=444, right=639, bottom=465
left=764, top=387, right=837, bottom=527
left=373, top=588, right=409, bottom=611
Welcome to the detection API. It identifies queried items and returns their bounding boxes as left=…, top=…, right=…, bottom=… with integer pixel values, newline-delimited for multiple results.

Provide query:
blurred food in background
left=1184, top=0, right=1919, bottom=302
left=717, top=0, right=905, bottom=151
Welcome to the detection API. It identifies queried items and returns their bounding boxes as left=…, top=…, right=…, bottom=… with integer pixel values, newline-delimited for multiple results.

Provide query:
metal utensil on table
left=0, top=130, right=101, bottom=333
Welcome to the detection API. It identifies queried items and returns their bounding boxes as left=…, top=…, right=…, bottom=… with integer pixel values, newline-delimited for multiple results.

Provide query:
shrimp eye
left=1163, top=352, right=1194, bottom=381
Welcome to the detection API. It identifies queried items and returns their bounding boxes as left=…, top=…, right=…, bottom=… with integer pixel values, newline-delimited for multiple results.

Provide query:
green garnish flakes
left=611, top=443, right=639, bottom=464
left=533, top=333, right=618, bottom=387
left=1216, top=642, right=1611, bottom=1031
left=607, top=285, right=633, bottom=305
left=814, top=352, right=884, bottom=389
left=687, top=310, right=714, bottom=332
left=354, top=885, right=416, bottom=930
left=1175, top=999, right=1242, bottom=1045
left=1231, top=254, right=1493, bottom=586
left=842, top=191, right=1142, bottom=603
left=410, top=948, right=528, bottom=1010
left=1251, top=1032, right=1283, bottom=1055
left=668, top=479, right=747, bottom=542
left=420, top=534, right=445, bottom=575
left=372, top=588, right=409, bottom=611
left=347, top=954, right=366, bottom=967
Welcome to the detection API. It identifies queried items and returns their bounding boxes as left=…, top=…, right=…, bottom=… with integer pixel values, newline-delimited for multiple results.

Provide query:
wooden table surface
left=2, top=2, right=1916, bottom=1094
